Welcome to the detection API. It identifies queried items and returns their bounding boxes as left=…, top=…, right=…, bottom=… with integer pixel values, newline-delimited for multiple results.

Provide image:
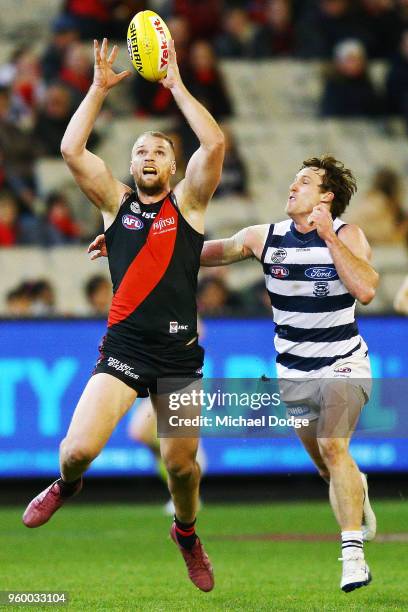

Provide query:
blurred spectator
left=181, top=41, right=233, bottom=158
left=11, top=48, right=44, bottom=127
left=45, top=191, right=81, bottom=244
left=197, top=277, right=241, bottom=317
left=251, top=0, right=295, bottom=57
left=63, top=0, right=141, bottom=40
left=0, top=192, right=19, bottom=246
left=5, top=284, right=32, bottom=317
left=29, top=279, right=56, bottom=317
left=60, top=42, right=93, bottom=98
left=174, top=0, right=222, bottom=41
left=360, top=0, right=401, bottom=59
left=0, top=86, right=38, bottom=210
left=296, top=0, right=370, bottom=59
left=386, top=29, right=408, bottom=126
left=0, top=46, right=44, bottom=128
left=346, top=167, right=408, bottom=245
left=41, top=16, right=80, bottom=84
left=319, top=39, right=384, bottom=118
left=215, top=8, right=257, bottom=59
left=84, top=274, right=112, bottom=316
left=167, top=15, right=192, bottom=67
left=33, top=83, right=98, bottom=157
left=0, top=191, right=46, bottom=246
left=241, top=279, right=272, bottom=316
left=214, top=125, right=248, bottom=198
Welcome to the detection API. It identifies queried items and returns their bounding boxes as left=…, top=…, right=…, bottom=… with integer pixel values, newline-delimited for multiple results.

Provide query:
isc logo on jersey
left=127, top=11, right=171, bottom=82
left=122, top=214, right=144, bottom=230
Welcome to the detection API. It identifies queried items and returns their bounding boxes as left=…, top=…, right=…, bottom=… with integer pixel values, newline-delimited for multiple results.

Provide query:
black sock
left=174, top=516, right=197, bottom=550
left=57, top=477, right=82, bottom=498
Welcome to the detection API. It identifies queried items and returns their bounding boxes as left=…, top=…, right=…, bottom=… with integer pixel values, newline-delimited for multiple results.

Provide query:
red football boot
left=22, top=479, right=82, bottom=528
left=170, top=523, right=214, bottom=592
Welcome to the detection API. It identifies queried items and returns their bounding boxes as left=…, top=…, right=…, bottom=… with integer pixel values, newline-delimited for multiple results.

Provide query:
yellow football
left=127, top=10, right=171, bottom=82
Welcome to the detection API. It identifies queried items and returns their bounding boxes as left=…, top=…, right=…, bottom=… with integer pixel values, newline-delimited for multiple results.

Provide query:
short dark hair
left=301, top=155, right=357, bottom=218
left=136, top=131, right=175, bottom=152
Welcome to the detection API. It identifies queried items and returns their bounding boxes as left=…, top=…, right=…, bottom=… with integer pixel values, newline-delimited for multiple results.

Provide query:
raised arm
left=60, top=39, right=131, bottom=225
left=162, top=41, right=225, bottom=232
left=329, top=224, right=379, bottom=304
left=200, top=225, right=269, bottom=266
left=308, top=205, right=379, bottom=304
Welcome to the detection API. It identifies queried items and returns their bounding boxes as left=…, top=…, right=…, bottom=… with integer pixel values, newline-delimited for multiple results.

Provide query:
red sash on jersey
left=108, top=196, right=178, bottom=327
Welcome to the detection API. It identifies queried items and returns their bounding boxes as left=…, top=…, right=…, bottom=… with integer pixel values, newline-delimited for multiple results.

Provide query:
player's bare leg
left=296, top=419, right=342, bottom=527
left=159, top=435, right=201, bottom=523
left=296, top=419, right=375, bottom=540
left=23, top=374, right=137, bottom=527
left=152, top=393, right=214, bottom=592
left=317, top=382, right=365, bottom=530
left=317, top=380, right=372, bottom=592
left=128, top=398, right=206, bottom=514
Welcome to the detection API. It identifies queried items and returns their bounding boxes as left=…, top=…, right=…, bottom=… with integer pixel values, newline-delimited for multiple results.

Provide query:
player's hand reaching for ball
left=307, top=205, right=335, bottom=242
left=88, top=234, right=107, bottom=259
left=159, top=40, right=182, bottom=90
left=93, top=38, right=131, bottom=92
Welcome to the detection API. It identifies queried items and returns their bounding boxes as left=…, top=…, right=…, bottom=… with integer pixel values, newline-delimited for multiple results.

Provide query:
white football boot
left=361, top=472, right=377, bottom=541
left=340, top=550, right=372, bottom=592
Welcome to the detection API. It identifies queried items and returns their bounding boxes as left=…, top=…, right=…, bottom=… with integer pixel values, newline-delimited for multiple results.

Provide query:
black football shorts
left=92, top=343, right=204, bottom=398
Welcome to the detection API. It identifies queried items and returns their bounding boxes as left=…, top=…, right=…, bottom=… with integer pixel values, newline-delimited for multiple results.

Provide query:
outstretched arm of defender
left=61, top=39, right=131, bottom=216
left=160, top=41, right=224, bottom=221
left=200, top=225, right=268, bottom=266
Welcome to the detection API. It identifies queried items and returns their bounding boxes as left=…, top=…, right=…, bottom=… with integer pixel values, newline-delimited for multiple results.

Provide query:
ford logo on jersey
left=270, top=265, right=289, bottom=278
left=305, top=267, right=337, bottom=279
left=122, top=214, right=144, bottom=230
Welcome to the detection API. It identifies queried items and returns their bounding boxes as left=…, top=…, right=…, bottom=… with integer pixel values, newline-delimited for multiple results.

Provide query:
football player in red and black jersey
left=22, top=38, right=224, bottom=593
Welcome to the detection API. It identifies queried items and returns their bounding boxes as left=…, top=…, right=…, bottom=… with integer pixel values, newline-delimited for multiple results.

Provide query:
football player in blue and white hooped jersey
left=200, top=155, right=379, bottom=593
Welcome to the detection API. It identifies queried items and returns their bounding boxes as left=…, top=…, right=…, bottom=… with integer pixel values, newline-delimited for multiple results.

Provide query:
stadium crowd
left=2, top=0, right=408, bottom=316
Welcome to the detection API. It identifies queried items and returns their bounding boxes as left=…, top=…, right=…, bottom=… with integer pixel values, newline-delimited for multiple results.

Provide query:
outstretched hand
left=88, top=234, right=107, bottom=260
left=93, top=38, right=131, bottom=92
left=159, top=39, right=182, bottom=90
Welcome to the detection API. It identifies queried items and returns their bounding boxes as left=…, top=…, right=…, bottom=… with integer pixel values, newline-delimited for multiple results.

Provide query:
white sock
left=341, top=530, right=363, bottom=558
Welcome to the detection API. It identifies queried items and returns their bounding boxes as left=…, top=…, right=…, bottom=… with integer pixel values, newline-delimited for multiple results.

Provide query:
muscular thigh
left=318, top=379, right=366, bottom=439
left=65, top=373, right=138, bottom=455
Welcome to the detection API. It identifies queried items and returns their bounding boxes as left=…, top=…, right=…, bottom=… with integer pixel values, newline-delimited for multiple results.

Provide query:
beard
left=135, top=174, right=166, bottom=196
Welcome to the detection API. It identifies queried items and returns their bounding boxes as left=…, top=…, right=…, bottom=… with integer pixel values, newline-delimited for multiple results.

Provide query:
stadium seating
left=1, top=53, right=407, bottom=314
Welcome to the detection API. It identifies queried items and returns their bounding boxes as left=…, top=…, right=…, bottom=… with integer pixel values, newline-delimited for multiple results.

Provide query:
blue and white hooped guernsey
left=261, top=218, right=368, bottom=378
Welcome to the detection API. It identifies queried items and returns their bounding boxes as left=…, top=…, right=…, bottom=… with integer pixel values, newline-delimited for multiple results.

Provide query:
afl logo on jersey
left=122, top=214, right=144, bottom=230
left=305, top=267, right=338, bottom=280
left=270, top=248, right=287, bottom=263
left=270, top=265, right=289, bottom=278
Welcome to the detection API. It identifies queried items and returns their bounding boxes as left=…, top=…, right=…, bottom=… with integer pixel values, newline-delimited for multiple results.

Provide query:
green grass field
left=1, top=500, right=407, bottom=611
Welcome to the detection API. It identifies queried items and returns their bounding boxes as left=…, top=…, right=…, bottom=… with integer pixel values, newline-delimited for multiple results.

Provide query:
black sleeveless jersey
left=102, top=191, right=204, bottom=358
